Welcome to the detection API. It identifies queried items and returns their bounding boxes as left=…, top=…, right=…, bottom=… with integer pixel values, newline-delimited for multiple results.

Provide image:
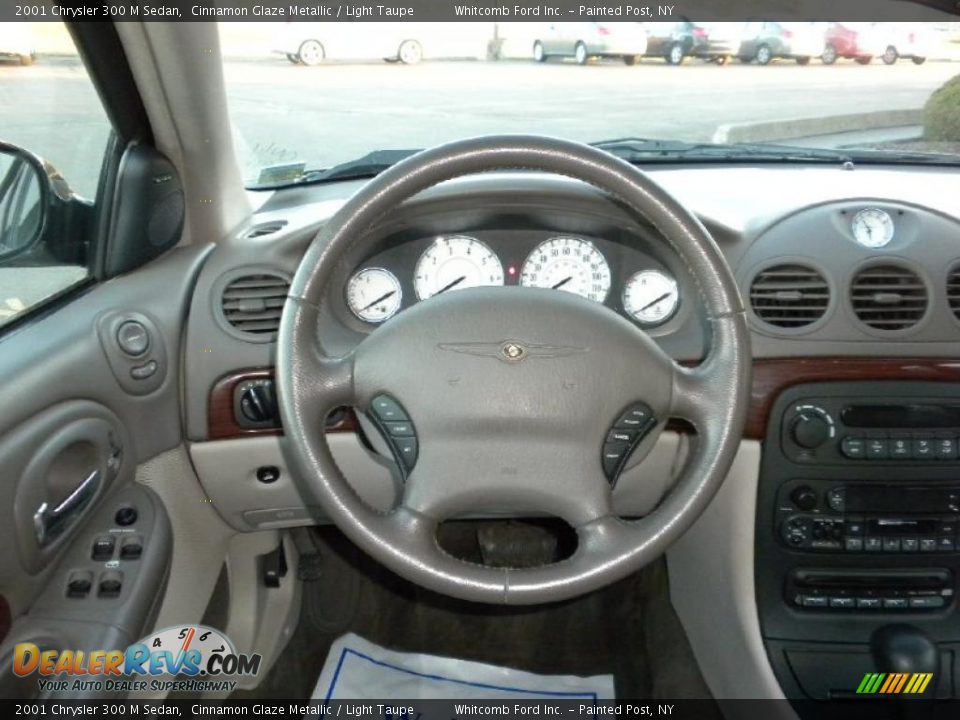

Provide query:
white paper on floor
left=311, top=632, right=615, bottom=700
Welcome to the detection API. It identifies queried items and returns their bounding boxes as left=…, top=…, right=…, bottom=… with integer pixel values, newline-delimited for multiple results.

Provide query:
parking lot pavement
left=1, top=55, right=957, bottom=193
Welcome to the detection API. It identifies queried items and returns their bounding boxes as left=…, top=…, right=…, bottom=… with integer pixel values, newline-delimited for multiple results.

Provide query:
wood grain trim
left=208, top=368, right=357, bottom=440
left=745, top=358, right=960, bottom=439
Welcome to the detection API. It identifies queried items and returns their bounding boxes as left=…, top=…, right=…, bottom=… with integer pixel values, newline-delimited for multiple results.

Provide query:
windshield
left=218, top=21, right=960, bottom=188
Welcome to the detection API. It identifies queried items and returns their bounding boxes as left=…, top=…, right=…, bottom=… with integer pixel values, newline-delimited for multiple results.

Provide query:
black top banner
left=5, top=0, right=960, bottom=22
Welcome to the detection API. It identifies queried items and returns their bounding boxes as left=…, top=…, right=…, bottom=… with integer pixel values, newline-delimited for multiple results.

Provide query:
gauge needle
left=360, top=290, right=395, bottom=311
left=552, top=276, right=573, bottom=290
left=436, top=275, right=466, bottom=294
left=640, top=293, right=671, bottom=312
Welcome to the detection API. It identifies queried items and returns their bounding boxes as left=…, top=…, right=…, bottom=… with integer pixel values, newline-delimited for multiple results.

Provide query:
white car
left=0, top=23, right=35, bottom=65
left=533, top=22, right=649, bottom=65
left=878, top=23, right=933, bottom=65
left=274, top=22, right=488, bottom=66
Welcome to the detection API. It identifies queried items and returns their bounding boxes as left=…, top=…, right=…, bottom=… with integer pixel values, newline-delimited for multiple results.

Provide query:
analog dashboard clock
left=851, top=208, right=895, bottom=249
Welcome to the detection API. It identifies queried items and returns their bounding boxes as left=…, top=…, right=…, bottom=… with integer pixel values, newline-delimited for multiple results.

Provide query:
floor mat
left=232, top=525, right=717, bottom=706
left=313, top=632, right=615, bottom=700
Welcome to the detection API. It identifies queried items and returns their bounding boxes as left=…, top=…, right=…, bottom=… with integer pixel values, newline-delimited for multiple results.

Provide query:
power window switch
left=120, top=535, right=143, bottom=560
left=91, top=536, right=116, bottom=561
left=67, top=571, right=93, bottom=599
left=98, top=570, right=123, bottom=598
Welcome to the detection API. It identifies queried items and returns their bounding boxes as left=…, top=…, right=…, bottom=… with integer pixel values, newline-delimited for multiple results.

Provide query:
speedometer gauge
left=346, top=267, right=402, bottom=323
left=414, top=235, right=503, bottom=300
left=519, top=236, right=611, bottom=303
left=623, top=270, right=679, bottom=325
left=851, top=208, right=894, bottom=249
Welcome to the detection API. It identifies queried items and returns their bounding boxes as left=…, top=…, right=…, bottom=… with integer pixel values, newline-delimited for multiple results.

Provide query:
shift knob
left=870, top=624, right=938, bottom=696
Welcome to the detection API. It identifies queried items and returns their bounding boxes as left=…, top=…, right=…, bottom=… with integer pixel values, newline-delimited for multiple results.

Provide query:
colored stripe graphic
left=856, top=672, right=933, bottom=694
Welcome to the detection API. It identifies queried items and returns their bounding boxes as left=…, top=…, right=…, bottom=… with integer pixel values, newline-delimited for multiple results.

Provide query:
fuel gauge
left=623, top=270, right=679, bottom=325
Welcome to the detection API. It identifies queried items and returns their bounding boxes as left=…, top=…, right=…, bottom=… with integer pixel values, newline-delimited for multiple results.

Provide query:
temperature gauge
left=851, top=208, right=895, bottom=249
left=622, top=270, right=679, bottom=325
left=346, top=268, right=402, bottom=323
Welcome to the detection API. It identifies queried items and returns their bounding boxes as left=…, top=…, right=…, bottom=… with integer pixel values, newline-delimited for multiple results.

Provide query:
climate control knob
left=791, top=413, right=832, bottom=450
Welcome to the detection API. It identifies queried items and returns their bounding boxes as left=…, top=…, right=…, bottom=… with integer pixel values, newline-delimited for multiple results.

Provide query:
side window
left=0, top=21, right=113, bottom=328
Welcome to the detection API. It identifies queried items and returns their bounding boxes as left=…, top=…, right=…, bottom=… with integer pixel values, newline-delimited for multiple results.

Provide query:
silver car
left=533, top=22, right=649, bottom=65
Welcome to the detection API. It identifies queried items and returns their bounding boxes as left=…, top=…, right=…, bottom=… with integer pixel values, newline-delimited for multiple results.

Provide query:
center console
left=757, top=382, right=960, bottom=704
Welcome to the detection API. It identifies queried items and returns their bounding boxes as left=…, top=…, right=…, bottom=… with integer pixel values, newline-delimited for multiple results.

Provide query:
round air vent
left=850, top=264, right=927, bottom=332
left=749, top=263, right=830, bottom=329
left=947, top=264, right=960, bottom=321
left=219, top=272, right=290, bottom=340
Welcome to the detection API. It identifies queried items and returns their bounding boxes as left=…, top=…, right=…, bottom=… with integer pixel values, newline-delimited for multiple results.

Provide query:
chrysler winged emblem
left=438, top=340, right=589, bottom=364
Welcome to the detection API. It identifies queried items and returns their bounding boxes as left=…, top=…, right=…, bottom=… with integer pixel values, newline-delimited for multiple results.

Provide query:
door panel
left=0, top=244, right=211, bottom=695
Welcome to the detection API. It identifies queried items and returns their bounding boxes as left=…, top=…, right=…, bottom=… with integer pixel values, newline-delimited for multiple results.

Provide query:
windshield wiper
left=592, top=137, right=856, bottom=164
left=300, top=149, right=421, bottom=184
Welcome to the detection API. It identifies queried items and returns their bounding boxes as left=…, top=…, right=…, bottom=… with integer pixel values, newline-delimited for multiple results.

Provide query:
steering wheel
left=277, top=135, right=750, bottom=605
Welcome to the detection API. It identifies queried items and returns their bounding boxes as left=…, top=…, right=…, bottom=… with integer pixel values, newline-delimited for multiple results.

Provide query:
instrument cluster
left=344, top=232, right=682, bottom=328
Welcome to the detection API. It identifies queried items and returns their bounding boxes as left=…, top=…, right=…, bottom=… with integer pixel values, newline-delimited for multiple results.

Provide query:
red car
left=821, top=22, right=886, bottom=65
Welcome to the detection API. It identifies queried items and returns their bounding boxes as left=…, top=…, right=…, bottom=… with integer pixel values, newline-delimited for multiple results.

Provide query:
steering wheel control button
left=368, top=395, right=418, bottom=474
left=614, top=404, right=653, bottom=429
left=116, top=320, right=150, bottom=356
left=384, top=421, right=415, bottom=437
left=114, top=506, right=138, bottom=527
left=603, top=402, right=657, bottom=482
left=395, top=438, right=418, bottom=470
left=370, top=395, right=408, bottom=422
left=256, top=466, right=281, bottom=484
left=91, top=536, right=116, bottom=561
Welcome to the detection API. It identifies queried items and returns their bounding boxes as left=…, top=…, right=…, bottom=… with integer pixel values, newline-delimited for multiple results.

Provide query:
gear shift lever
left=870, top=624, right=939, bottom=697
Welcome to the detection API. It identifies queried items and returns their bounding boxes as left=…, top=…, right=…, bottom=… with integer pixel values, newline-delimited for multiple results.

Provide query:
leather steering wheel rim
left=277, top=135, right=751, bottom=605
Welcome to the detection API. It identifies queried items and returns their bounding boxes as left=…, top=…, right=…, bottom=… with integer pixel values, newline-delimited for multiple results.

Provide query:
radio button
left=845, top=519, right=865, bottom=535
left=802, top=595, right=828, bottom=608
left=889, top=438, right=911, bottom=459
left=865, top=537, right=883, bottom=552
left=845, top=537, right=864, bottom=551
left=908, top=596, right=945, bottom=609
left=883, top=598, right=909, bottom=610
left=857, top=597, right=882, bottom=609
left=866, top=438, right=889, bottom=460
left=913, top=438, right=935, bottom=460
left=829, top=597, right=856, bottom=609
left=938, top=519, right=958, bottom=536
left=937, top=537, right=955, bottom=552
left=901, top=537, right=920, bottom=552
left=882, top=537, right=902, bottom=552
left=826, top=489, right=846, bottom=513
left=937, top=438, right=957, bottom=460
left=920, top=538, right=938, bottom=552
left=841, top=437, right=866, bottom=459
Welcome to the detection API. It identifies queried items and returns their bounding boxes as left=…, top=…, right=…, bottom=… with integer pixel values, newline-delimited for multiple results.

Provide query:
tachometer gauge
left=519, top=236, right=611, bottom=303
left=414, top=235, right=504, bottom=300
left=851, top=208, right=895, bottom=249
left=346, top=267, right=402, bottom=323
left=623, top=270, right=679, bottom=325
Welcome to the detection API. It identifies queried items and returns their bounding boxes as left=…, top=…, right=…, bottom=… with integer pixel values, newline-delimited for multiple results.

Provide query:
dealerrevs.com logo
left=13, top=625, right=261, bottom=694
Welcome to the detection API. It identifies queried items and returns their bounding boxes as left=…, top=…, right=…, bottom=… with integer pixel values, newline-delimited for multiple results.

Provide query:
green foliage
left=924, top=74, right=960, bottom=142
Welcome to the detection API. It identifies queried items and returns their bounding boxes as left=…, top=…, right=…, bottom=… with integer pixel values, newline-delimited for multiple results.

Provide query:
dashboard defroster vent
left=749, top=263, right=830, bottom=329
left=243, top=221, right=287, bottom=239
left=220, top=273, right=290, bottom=340
left=850, top=264, right=927, bottom=332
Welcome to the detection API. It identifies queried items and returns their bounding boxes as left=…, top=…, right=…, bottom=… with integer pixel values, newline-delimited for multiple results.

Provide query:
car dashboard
left=183, top=161, right=960, bottom=707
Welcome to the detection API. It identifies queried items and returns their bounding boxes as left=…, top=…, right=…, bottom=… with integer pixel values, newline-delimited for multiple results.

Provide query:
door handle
left=33, top=469, right=100, bottom=547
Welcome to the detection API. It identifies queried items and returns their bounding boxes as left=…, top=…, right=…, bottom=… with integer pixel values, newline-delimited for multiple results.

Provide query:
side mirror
left=0, top=143, right=47, bottom=261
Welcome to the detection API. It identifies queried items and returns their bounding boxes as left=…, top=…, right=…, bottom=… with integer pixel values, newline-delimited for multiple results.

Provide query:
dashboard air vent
left=244, top=221, right=287, bottom=239
left=749, top=263, right=830, bottom=329
left=220, top=273, right=290, bottom=339
left=850, top=264, right=927, bottom=331
left=947, top=266, right=960, bottom=321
